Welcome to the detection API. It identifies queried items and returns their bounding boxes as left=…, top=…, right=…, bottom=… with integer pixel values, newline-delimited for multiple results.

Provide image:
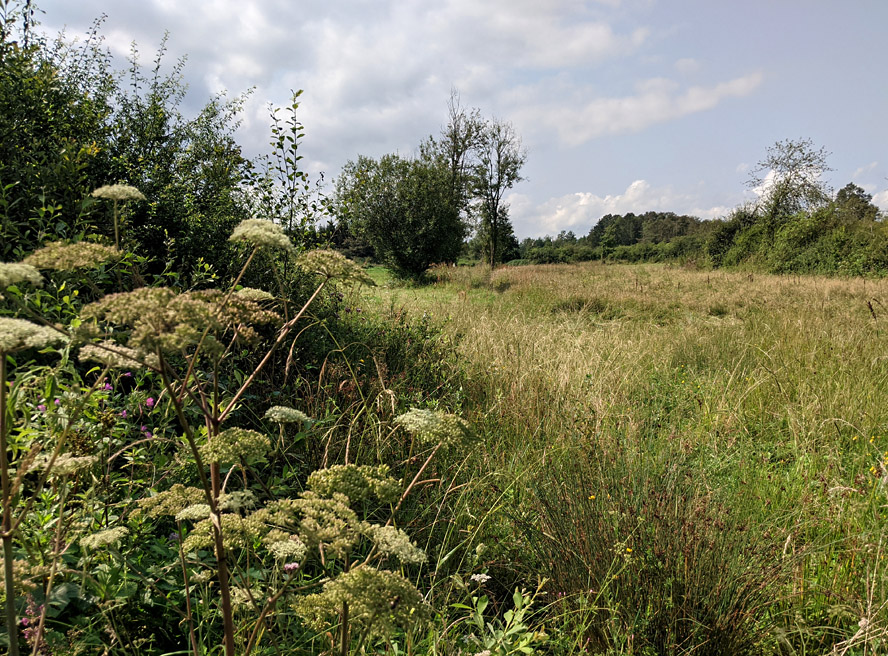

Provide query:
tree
left=472, top=118, right=526, bottom=267
left=747, top=138, right=833, bottom=225
left=334, top=152, right=465, bottom=279
left=834, top=182, right=879, bottom=222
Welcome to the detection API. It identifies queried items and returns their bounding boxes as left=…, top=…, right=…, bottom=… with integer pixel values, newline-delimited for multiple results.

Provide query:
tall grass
left=370, top=261, right=888, bottom=653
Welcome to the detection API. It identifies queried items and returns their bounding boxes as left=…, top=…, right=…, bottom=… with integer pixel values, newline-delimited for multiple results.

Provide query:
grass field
left=365, top=261, right=888, bottom=655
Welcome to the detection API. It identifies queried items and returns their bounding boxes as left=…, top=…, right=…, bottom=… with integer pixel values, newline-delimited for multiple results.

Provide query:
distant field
left=365, top=261, right=888, bottom=654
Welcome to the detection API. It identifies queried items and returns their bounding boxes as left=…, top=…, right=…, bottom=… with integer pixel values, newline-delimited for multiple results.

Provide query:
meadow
left=365, top=261, right=888, bottom=655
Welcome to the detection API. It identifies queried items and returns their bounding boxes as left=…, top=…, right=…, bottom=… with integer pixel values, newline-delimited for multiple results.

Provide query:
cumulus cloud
left=873, top=189, right=888, bottom=211
left=508, top=180, right=732, bottom=238
left=514, top=72, right=763, bottom=146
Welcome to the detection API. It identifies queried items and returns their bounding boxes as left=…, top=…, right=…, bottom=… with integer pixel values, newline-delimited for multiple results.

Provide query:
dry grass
left=367, top=261, right=888, bottom=652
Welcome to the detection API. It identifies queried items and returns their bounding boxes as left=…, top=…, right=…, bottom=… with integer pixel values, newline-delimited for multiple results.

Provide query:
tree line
left=330, top=93, right=526, bottom=278
left=517, top=139, right=887, bottom=276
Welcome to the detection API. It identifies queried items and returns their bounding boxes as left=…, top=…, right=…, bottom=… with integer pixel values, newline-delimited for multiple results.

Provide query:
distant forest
left=516, top=182, right=887, bottom=276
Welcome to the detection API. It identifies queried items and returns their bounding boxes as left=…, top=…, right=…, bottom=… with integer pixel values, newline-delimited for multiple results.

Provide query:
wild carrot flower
left=81, top=526, right=129, bottom=550
left=0, top=262, right=42, bottom=288
left=24, top=241, right=121, bottom=270
left=264, top=405, right=311, bottom=424
left=229, top=218, right=295, bottom=253
left=199, top=427, right=271, bottom=465
left=0, top=317, right=65, bottom=352
left=91, top=184, right=145, bottom=202
left=296, top=249, right=374, bottom=285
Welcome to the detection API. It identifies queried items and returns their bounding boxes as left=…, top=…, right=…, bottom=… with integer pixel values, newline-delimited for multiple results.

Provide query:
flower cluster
left=91, top=184, right=145, bottom=202
left=293, top=567, right=430, bottom=639
left=234, top=287, right=275, bottom=302
left=79, top=340, right=159, bottom=370
left=296, top=249, right=374, bottom=286
left=38, top=454, right=97, bottom=477
left=198, top=427, right=271, bottom=466
left=361, top=523, right=427, bottom=564
left=0, top=317, right=66, bottom=353
left=182, top=513, right=265, bottom=552
left=136, top=484, right=206, bottom=519
left=289, top=491, right=361, bottom=558
left=81, top=287, right=280, bottom=354
left=175, top=504, right=212, bottom=522
left=229, top=218, right=295, bottom=253
left=24, top=241, right=121, bottom=270
left=268, top=536, right=308, bottom=562
left=0, top=262, right=42, bottom=288
left=81, top=526, right=129, bottom=550
left=264, top=405, right=312, bottom=424
left=307, top=463, right=400, bottom=503
left=394, top=408, right=473, bottom=447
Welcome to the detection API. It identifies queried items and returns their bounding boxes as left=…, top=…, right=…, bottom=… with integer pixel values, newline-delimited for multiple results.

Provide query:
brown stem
left=176, top=521, right=200, bottom=656
left=217, top=279, right=327, bottom=425
left=1, top=352, right=21, bottom=656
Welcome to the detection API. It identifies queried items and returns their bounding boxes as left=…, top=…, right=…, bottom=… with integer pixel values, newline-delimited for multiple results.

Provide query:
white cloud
left=674, top=57, right=701, bottom=74
left=508, top=180, right=732, bottom=237
left=873, top=189, right=888, bottom=211
left=515, top=72, right=763, bottom=146
left=852, top=161, right=879, bottom=179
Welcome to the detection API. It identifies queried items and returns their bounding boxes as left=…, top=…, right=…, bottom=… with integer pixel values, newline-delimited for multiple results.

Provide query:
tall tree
left=747, top=138, right=833, bottom=225
left=472, top=118, right=526, bottom=267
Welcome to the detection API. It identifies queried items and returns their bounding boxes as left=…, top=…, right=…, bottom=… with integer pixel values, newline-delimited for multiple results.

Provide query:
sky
left=36, top=0, right=888, bottom=239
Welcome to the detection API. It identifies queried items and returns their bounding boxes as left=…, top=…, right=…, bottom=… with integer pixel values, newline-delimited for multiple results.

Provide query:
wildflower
left=268, top=537, right=307, bottom=562
left=394, top=408, right=473, bottom=447
left=102, top=382, right=112, bottom=391
left=588, top=494, right=596, bottom=500
left=0, top=262, right=42, bottom=288
left=0, top=317, right=66, bottom=353
left=175, top=504, right=212, bottom=522
left=199, top=427, right=271, bottom=465
left=361, top=523, right=427, bottom=564
left=136, top=485, right=206, bottom=519
left=37, top=454, right=97, bottom=477
left=235, top=287, right=275, bottom=302
left=288, top=491, right=361, bottom=558
left=470, top=573, right=491, bottom=584
left=79, top=341, right=159, bottom=370
left=120, top=410, right=127, bottom=418
left=81, top=526, right=129, bottom=550
left=145, top=397, right=155, bottom=408
left=37, top=404, right=46, bottom=412
left=91, top=184, right=145, bottom=202
left=307, top=464, right=400, bottom=503
left=296, top=249, right=374, bottom=285
left=218, top=490, right=258, bottom=511
left=293, top=567, right=430, bottom=639
left=182, top=513, right=264, bottom=552
left=283, top=562, right=300, bottom=573
left=24, top=241, right=122, bottom=270
left=229, top=218, right=295, bottom=253
left=264, top=405, right=312, bottom=424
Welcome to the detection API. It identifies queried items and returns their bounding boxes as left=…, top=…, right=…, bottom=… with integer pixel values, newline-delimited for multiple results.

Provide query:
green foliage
left=335, top=152, right=466, bottom=279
